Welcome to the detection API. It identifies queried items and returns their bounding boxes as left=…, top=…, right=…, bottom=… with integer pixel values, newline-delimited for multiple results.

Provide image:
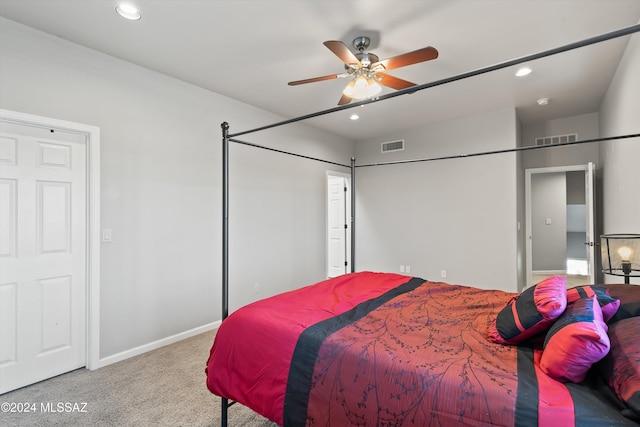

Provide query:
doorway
left=525, top=163, right=596, bottom=288
left=0, top=110, right=100, bottom=393
left=326, top=171, right=351, bottom=278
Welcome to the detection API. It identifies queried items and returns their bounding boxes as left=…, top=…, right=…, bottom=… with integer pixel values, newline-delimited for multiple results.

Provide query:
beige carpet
left=0, top=331, right=277, bottom=427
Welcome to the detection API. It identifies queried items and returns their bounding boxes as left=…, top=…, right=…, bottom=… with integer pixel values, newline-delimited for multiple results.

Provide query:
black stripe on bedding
left=566, top=377, right=640, bottom=426
left=283, top=276, right=425, bottom=427
left=515, top=346, right=539, bottom=427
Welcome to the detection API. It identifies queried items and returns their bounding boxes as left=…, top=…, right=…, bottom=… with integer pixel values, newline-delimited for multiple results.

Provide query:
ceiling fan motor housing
left=353, top=36, right=371, bottom=51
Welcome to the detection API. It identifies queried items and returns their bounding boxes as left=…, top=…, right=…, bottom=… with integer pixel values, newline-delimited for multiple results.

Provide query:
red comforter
left=206, top=272, right=636, bottom=426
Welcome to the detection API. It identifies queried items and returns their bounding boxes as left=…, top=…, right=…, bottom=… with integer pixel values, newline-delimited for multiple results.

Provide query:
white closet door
left=585, top=162, right=596, bottom=284
left=327, top=176, right=347, bottom=278
left=0, top=123, right=86, bottom=394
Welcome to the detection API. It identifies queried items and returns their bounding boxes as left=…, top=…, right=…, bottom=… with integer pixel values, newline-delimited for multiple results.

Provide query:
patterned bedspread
left=206, top=272, right=637, bottom=426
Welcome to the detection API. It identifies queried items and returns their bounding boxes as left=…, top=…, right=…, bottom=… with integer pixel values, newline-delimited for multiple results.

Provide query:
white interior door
left=525, top=163, right=596, bottom=288
left=327, top=175, right=348, bottom=278
left=585, top=162, right=596, bottom=282
left=0, top=122, right=87, bottom=393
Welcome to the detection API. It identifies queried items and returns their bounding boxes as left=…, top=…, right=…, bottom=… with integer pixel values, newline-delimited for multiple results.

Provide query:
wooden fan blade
left=338, top=94, right=352, bottom=105
left=324, top=40, right=361, bottom=67
left=375, top=73, right=416, bottom=90
left=288, top=74, right=340, bottom=86
left=373, top=46, right=438, bottom=71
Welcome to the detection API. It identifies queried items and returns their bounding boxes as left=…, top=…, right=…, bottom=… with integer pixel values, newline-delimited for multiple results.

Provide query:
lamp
left=342, top=74, right=381, bottom=100
left=601, top=234, right=640, bottom=284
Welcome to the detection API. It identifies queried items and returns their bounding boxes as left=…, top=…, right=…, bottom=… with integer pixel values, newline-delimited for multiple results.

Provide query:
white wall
left=0, top=18, right=354, bottom=360
left=522, top=113, right=600, bottom=169
left=354, top=108, right=520, bottom=292
left=599, top=26, right=640, bottom=285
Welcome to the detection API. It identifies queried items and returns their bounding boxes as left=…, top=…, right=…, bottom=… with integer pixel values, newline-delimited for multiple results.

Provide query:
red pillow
left=566, top=285, right=620, bottom=322
left=488, top=276, right=566, bottom=345
left=540, top=296, right=610, bottom=383
left=600, top=317, right=640, bottom=416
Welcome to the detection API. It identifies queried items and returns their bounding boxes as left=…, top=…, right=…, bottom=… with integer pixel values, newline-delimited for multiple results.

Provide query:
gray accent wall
left=522, top=113, right=600, bottom=169
left=354, top=108, right=520, bottom=292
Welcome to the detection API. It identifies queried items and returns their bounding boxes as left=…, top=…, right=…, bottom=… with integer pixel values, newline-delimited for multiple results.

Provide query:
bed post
left=350, top=157, right=355, bottom=273
left=221, top=121, right=229, bottom=427
left=222, top=122, right=230, bottom=320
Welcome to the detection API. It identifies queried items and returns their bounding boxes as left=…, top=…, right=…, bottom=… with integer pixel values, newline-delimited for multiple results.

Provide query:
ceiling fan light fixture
left=343, top=75, right=381, bottom=100
left=367, top=78, right=382, bottom=97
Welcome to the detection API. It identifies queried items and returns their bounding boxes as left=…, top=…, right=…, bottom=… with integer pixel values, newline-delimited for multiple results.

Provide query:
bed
left=206, top=271, right=640, bottom=426
left=208, top=24, right=640, bottom=427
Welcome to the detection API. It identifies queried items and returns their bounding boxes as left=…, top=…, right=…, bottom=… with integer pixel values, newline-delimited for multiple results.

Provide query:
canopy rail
left=229, top=137, right=351, bottom=168
left=355, top=133, right=640, bottom=168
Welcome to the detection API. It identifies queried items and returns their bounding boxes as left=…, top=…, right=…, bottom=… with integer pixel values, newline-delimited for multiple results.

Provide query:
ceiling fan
left=288, top=36, right=438, bottom=105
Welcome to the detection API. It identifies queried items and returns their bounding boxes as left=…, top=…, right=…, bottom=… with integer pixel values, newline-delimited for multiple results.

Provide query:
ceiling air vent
left=381, top=139, right=404, bottom=153
left=535, top=133, right=578, bottom=147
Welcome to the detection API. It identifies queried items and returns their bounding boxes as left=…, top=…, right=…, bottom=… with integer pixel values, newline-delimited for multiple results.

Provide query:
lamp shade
left=342, top=76, right=381, bottom=100
left=601, top=234, right=640, bottom=282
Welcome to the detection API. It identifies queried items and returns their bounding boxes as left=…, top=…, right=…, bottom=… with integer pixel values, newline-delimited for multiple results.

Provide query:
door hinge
left=344, top=224, right=348, bottom=229
left=345, top=261, right=348, bottom=266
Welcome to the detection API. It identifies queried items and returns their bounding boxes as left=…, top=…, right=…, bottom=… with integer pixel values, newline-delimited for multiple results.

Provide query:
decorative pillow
left=599, top=316, right=640, bottom=416
left=566, top=285, right=620, bottom=322
left=488, top=276, right=567, bottom=345
left=540, top=296, right=609, bottom=383
left=600, top=284, right=640, bottom=324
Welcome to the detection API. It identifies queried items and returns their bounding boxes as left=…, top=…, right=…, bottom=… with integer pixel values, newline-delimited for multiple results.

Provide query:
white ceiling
left=1, top=0, right=639, bottom=141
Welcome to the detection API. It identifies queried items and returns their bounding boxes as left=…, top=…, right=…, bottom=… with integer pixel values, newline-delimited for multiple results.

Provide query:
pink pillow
left=566, top=285, right=620, bottom=322
left=488, top=276, right=567, bottom=345
left=600, top=317, right=640, bottom=416
left=540, top=296, right=610, bottom=383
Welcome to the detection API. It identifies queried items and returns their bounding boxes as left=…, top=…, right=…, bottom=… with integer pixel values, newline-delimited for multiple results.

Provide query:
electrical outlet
left=441, top=270, right=447, bottom=278
left=405, top=265, right=411, bottom=273
left=254, top=282, right=260, bottom=293
left=400, top=265, right=405, bottom=273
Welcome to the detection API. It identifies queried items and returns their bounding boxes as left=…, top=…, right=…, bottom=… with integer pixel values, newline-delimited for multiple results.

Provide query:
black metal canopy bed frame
left=215, top=24, right=640, bottom=427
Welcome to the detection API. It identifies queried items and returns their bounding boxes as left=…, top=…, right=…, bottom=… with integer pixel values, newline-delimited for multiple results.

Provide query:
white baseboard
left=532, top=270, right=565, bottom=276
left=92, top=320, right=221, bottom=370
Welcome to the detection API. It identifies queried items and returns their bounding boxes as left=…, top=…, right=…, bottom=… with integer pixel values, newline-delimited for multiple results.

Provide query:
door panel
left=525, top=163, right=596, bottom=288
left=327, top=176, right=347, bottom=278
left=0, top=123, right=86, bottom=394
left=585, top=163, right=596, bottom=282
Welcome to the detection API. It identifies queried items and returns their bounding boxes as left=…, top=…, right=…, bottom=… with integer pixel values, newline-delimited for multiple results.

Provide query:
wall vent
left=535, top=133, right=578, bottom=147
left=381, top=139, right=404, bottom=153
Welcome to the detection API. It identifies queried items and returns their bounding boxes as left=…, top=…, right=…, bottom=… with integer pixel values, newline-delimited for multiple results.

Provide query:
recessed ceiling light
left=537, top=98, right=550, bottom=106
left=116, top=3, right=141, bottom=21
left=350, top=114, right=360, bottom=121
left=515, top=67, right=532, bottom=77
